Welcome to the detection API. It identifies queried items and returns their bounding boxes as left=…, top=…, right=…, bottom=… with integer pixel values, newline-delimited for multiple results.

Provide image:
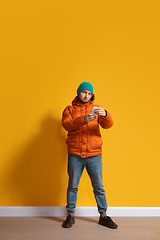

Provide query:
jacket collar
left=72, top=94, right=95, bottom=106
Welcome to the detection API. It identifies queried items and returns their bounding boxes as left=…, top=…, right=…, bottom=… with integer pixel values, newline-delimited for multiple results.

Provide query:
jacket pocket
left=90, top=131, right=103, bottom=150
left=66, top=131, right=79, bottom=149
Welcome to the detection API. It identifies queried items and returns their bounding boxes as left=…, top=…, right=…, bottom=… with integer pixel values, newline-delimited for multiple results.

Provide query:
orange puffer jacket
left=62, top=95, right=114, bottom=158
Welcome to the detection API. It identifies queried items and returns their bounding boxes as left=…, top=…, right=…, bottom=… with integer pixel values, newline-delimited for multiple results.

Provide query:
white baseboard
left=0, top=207, right=160, bottom=217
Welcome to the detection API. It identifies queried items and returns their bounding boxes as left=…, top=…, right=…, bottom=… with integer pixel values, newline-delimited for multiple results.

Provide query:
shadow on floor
left=42, top=216, right=98, bottom=224
left=76, top=217, right=98, bottom=224
left=43, top=217, right=64, bottom=223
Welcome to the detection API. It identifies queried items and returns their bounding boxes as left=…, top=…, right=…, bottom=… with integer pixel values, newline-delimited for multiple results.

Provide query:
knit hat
left=77, top=82, right=94, bottom=96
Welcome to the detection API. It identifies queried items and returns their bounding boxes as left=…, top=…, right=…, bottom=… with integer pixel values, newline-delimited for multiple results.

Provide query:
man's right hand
left=84, top=114, right=96, bottom=123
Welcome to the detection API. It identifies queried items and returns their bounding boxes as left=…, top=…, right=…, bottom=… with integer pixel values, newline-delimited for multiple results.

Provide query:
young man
left=62, top=82, right=118, bottom=229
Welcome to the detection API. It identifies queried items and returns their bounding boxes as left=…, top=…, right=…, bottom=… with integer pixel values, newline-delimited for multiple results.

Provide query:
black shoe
left=62, top=214, right=75, bottom=228
left=98, top=216, right=118, bottom=229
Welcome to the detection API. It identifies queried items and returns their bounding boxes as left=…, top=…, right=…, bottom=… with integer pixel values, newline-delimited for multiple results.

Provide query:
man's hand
left=94, top=106, right=106, bottom=117
left=84, top=114, right=96, bottom=123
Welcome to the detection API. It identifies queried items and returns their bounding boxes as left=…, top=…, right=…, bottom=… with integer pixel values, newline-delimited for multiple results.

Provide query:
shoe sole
left=98, top=222, right=118, bottom=229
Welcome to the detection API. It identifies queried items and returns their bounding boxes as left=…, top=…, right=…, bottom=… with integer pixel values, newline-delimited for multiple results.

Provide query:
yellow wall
left=0, top=1, right=160, bottom=207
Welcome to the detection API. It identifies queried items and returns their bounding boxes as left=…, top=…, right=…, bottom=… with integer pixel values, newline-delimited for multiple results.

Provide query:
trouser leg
left=66, top=154, right=84, bottom=213
left=86, top=155, right=107, bottom=214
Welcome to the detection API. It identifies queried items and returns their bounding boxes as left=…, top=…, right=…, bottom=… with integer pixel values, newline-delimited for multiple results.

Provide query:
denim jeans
left=66, top=154, right=107, bottom=214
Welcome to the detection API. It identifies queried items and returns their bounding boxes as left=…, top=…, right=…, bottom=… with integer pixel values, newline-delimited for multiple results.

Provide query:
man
left=62, top=82, right=118, bottom=229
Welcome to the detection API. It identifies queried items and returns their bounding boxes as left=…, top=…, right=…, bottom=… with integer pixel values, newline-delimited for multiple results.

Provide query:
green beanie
left=77, top=82, right=94, bottom=96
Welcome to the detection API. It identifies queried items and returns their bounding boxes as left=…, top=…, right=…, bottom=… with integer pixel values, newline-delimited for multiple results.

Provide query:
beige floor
left=0, top=217, right=160, bottom=240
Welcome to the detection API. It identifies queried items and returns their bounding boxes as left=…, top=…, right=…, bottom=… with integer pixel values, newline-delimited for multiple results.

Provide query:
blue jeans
left=66, top=154, right=107, bottom=214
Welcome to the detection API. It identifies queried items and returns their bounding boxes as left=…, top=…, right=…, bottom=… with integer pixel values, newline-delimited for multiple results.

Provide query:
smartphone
left=91, top=106, right=98, bottom=117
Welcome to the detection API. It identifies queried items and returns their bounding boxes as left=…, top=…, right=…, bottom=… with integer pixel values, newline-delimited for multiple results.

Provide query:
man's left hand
left=94, top=106, right=106, bottom=117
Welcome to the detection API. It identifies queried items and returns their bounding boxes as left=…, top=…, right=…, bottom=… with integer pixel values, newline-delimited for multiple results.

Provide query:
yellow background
left=0, top=1, right=160, bottom=207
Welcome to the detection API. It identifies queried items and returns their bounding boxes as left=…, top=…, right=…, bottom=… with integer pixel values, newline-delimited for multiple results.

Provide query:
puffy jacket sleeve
left=62, top=106, right=86, bottom=132
left=98, top=110, right=114, bottom=129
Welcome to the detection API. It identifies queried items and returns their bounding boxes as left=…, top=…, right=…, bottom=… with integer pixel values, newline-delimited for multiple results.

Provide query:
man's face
left=79, top=90, right=92, bottom=103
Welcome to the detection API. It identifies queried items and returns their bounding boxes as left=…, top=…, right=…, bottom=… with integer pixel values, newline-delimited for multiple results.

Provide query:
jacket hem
left=67, top=150, right=102, bottom=158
